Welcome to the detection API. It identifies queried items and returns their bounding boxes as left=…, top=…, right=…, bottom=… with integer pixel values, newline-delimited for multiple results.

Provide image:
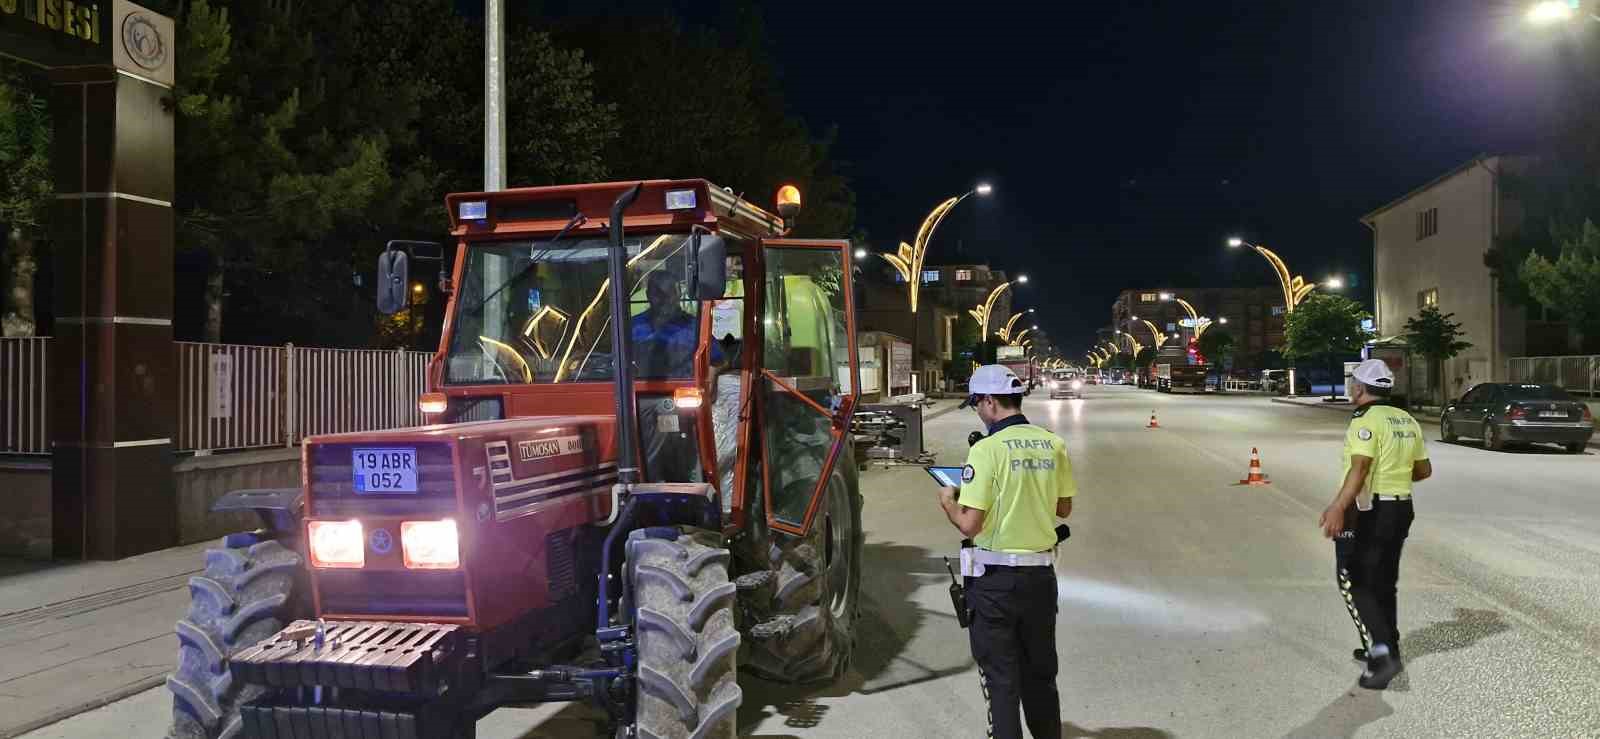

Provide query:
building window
left=955, top=269, right=973, bottom=281
left=1166, top=322, right=1177, bottom=332
left=1270, top=306, right=1285, bottom=316
left=921, top=270, right=940, bottom=283
left=1416, top=207, right=1438, bottom=240
left=1418, top=287, right=1438, bottom=309
left=1140, top=293, right=1158, bottom=302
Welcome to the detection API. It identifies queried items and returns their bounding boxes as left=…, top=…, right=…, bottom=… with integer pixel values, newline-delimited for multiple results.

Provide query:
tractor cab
left=409, top=179, right=860, bottom=537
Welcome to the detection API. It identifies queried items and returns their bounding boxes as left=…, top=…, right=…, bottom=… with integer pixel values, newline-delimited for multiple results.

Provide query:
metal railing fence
left=1, top=337, right=50, bottom=454
left=1505, top=355, right=1599, bottom=397
left=3, top=338, right=433, bottom=454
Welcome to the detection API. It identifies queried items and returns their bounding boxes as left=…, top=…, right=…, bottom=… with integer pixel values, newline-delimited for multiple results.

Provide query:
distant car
left=1441, top=383, right=1594, bottom=453
left=1048, top=370, right=1083, bottom=399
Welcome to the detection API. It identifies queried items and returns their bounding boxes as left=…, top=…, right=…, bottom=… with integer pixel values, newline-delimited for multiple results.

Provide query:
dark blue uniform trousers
left=966, top=565, right=1061, bottom=739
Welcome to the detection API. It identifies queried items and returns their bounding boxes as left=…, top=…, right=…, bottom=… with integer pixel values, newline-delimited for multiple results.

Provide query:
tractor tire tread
left=629, top=529, right=739, bottom=739
left=741, top=456, right=861, bottom=685
left=167, top=538, right=302, bottom=739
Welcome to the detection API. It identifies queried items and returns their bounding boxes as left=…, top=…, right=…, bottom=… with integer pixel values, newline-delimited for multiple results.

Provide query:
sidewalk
left=1268, top=395, right=1600, bottom=450
left=0, top=542, right=206, bottom=737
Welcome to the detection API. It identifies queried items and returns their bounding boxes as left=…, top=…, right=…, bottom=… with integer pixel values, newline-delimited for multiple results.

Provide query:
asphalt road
left=27, top=387, right=1600, bottom=738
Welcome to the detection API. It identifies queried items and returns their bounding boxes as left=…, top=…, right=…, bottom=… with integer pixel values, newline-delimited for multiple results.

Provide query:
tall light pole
left=1228, top=237, right=1318, bottom=396
left=881, top=183, right=992, bottom=392
left=969, top=275, right=1028, bottom=338
left=485, top=0, right=507, bottom=191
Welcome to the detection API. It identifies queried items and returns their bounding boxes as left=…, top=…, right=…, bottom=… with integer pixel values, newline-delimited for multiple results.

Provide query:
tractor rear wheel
left=628, top=528, right=740, bottom=739
left=167, top=534, right=304, bottom=739
left=744, top=456, right=863, bottom=684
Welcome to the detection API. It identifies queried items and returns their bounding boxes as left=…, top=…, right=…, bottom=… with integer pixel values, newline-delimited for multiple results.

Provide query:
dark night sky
left=493, top=0, right=1589, bottom=356
left=753, top=0, right=1587, bottom=355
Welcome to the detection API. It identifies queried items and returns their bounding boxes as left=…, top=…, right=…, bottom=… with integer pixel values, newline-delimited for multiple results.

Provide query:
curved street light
left=881, top=184, right=993, bottom=313
left=1228, top=237, right=1318, bottom=396
left=1132, top=318, right=1167, bottom=349
left=1114, top=329, right=1144, bottom=355
left=969, top=275, right=1028, bottom=337
left=1162, top=294, right=1215, bottom=341
left=997, top=308, right=1035, bottom=343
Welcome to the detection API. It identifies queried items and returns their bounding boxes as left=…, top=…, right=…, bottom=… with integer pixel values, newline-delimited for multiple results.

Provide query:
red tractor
left=166, top=180, right=865, bottom=738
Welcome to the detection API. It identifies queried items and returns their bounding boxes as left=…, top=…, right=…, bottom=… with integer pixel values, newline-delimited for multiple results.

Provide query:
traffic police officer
left=1318, top=358, right=1431, bottom=689
left=938, top=365, right=1075, bottom=739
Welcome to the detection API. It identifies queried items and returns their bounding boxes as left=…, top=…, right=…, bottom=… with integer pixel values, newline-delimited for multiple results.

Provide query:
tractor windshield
left=444, top=235, right=702, bottom=384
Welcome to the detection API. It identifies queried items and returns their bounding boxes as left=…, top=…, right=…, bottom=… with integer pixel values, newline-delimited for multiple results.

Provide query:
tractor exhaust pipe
left=607, top=183, right=646, bottom=486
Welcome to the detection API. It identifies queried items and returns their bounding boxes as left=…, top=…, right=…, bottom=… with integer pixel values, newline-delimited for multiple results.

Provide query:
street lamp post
left=969, top=275, right=1028, bottom=339
left=881, top=183, right=993, bottom=393
left=1228, top=237, right=1318, bottom=396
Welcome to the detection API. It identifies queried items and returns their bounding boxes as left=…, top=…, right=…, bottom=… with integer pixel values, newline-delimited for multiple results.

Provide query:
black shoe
left=1352, top=648, right=1368, bottom=662
left=1359, top=655, right=1403, bottom=690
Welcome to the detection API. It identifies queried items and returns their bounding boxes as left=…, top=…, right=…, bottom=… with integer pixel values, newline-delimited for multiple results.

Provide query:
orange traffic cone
left=1146, top=411, right=1160, bottom=429
left=1235, top=447, right=1271, bottom=485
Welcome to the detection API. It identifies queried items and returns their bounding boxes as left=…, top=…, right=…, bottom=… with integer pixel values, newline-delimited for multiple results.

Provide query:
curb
left=4, top=674, right=167, bottom=738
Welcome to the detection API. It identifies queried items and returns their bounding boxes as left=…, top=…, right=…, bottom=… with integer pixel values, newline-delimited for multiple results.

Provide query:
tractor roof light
left=776, top=185, right=802, bottom=219
left=401, top=519, right=460, bottom=570
left=308, top=520, right=365, bottom=569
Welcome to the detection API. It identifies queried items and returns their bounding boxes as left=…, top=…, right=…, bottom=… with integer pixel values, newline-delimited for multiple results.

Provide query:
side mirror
left=377, top=249, right=410, bottom=315
left=688, top=232, right=727, bottom=301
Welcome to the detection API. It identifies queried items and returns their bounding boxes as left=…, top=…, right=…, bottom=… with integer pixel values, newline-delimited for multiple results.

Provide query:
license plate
left=1538, top=411, right=1566, bottom=419
left=352, top=448, right=418, bottom=494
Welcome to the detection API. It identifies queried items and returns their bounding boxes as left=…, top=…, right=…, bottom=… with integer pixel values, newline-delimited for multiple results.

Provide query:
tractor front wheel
left=167, top=534, right=304, bottom=739
left=627, top=528, right=740, bottom=739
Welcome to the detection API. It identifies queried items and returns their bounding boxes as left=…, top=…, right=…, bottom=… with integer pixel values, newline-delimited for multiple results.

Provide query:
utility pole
left=482, top=0, right=508, bottom=341
left=485, top=0, right=507, bottom=192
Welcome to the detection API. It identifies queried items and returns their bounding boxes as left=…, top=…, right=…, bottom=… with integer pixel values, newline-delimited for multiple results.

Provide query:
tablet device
left=925, top=466, right=965, bottom=487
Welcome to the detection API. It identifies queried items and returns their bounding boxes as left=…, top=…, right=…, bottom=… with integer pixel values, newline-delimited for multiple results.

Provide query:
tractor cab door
left=749, top=239, right=858, bottom=535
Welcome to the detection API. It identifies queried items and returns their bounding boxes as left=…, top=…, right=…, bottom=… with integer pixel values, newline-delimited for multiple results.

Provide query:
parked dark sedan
left=1441, top=383, right=1595, bottom=453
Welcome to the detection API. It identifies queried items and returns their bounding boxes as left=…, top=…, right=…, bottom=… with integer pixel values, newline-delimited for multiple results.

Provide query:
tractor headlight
left=308, top=520, right=365, bottom=569
left=401, top=519, right=460, bottom=570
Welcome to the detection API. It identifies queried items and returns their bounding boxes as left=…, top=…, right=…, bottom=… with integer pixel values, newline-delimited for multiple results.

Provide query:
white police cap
left=960, top=365, right=1026, bottom=408
left=1352, top=358, right=1395, bottom=388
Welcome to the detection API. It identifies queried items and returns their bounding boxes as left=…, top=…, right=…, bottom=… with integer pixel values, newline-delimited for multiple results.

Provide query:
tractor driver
left=632, top=270, right=698, bottom=378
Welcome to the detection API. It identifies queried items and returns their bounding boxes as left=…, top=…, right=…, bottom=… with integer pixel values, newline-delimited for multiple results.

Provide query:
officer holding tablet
left=937, top=364, right=1076, bottom=739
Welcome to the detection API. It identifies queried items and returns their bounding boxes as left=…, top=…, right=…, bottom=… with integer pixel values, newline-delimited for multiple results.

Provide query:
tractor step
left=231, top=620, right=463, bottom=696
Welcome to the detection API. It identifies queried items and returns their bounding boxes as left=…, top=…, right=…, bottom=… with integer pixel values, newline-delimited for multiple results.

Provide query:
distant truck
left=997, top=345, right=1035, bottom=391
left=1157, top=363, right=1210, bottom=393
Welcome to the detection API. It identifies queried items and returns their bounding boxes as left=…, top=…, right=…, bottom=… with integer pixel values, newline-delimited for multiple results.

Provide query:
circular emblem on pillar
left=369, top=528, right=394, bottom=555
left=122, top=13, right=168, bottom=71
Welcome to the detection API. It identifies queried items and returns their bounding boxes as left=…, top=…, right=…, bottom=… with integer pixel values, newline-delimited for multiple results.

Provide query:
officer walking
left=1318, top=359, right=1431, bottom=689
left=937, top=365, right=1075, bottom=739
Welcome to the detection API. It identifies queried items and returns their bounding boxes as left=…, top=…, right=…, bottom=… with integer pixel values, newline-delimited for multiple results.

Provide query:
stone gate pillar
left=2, top=1, right=179, bottom=559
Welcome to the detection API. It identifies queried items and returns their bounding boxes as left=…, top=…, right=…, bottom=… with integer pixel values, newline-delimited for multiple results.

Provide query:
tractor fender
left=212, top=488, right=304, bottom=536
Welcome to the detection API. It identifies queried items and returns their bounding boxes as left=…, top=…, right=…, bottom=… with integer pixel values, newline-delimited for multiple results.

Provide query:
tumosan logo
left=518, top=435, right=583, bottom=462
